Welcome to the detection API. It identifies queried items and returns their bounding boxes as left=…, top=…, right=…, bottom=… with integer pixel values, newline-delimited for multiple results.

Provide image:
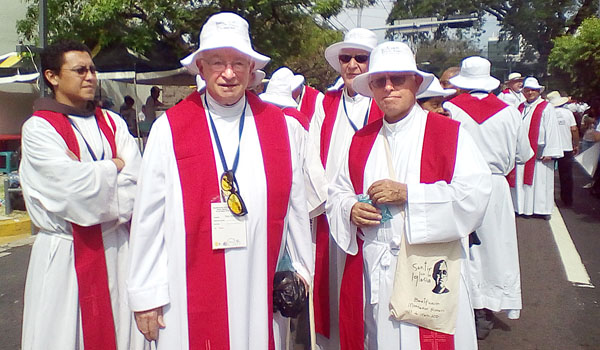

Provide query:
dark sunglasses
left=338, top=54, right=369, bottom=64
left=369, top=75, right=410, bottom=89
left=65, top=66, right=97, bottom=76
left=220, top=171, right=248, bottom=216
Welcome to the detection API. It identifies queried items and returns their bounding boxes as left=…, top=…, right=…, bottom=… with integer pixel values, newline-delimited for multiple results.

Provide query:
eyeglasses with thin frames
left=220, top=170, right=248, bottom=216
left=204, top=59, right=250, bottom=74
left=338, top=54, right=369, bottom=64
left=369, top=74, right=411, bottom=89
left=63, top=66, right=97, bottom=76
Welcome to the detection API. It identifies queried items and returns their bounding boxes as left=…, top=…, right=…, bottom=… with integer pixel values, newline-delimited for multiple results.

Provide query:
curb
left=0, top=214, right=32, bottom=238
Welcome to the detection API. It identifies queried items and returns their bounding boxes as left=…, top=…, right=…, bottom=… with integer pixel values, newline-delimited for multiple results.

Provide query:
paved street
left=1, top=165, right=599, bottom=350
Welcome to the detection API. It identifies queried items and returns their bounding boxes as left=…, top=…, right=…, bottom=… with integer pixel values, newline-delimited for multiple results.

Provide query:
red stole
left=299, top=85, right=320, bottom=122
left=340, top=112, right=459, bottom=350
left=314, top=89, right=383, bottom=337
left=283, top=107, right=310, bottom=131
left=34, top=108, right=118, bottom=350
left=319, top=90, right=383, bottom=167
left=449, top=93, right=508, bottom=124
left=167, top=91, right=291, bottom=350
left=507, top=100, right=547, bottom=187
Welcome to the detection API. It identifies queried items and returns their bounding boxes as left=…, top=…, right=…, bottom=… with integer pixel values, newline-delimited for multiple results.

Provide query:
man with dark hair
left=120, top=95, right=138, bottom=136
left=20, top=39, right=145, bottom=350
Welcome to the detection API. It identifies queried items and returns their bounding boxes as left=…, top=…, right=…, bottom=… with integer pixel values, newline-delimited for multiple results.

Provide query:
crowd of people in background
left=16, top=10, right=600, bottom=350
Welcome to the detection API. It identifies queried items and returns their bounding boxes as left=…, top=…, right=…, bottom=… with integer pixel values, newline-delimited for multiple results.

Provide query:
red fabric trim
left=320, top=90, right=343, bottom=167
left=507, top=101, right=547, bottom=187
left=449, top=93, right=508, bottom=124
left=502, top=88, right=510, bottom=94
left=341, top=112, right=458, bottom=350
left=283, top=107, right=310, bottom=131
left=300, top=86, right=320, bottom=122
left=314, top=90, right=383, bottom=336
left=313, top=215, right=331, bottom=337
left=33, top=109, right=117, bottom=350
left=248, top=92, right=291, bottom=350
left=167, top=92, right=290, bottom=349
left=420, top=112, right=460, bottom=183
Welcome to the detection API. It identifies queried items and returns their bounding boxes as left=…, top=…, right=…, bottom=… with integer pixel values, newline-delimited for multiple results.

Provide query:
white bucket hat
left=196, top=75, right=206, bottom=92
left=249, top=70, right=266, bottom=88
left=449, top=56, right=500, bottom=92
left=546, top=91, right=569, bottom=107
left=417, top=76, right=456, bottom=99
left=291, top=73, right=305, bottom=91
left=325, top=28, right=378, bottom=73
left=259, top=67, right=298, bottom=108
left=180, top=12, right=270, bottom=75
left=352, top=41, right=434, bottom=98
left=506, top=72, right=523, bottom=82
left=523, top=77, right=543, bottom=90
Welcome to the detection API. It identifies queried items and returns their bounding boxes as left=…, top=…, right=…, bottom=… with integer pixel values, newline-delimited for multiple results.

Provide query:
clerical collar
left=33, top=97, right=96, bottom=117
left=343, top=87, right=368, bottom=102
left=383, top=104, right=418, bottom=133
left=205, top=92, right=246, bottom=119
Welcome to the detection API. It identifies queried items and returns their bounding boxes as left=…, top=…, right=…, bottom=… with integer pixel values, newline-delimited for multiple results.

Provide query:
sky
left=331, top=1, right=501, bottom=54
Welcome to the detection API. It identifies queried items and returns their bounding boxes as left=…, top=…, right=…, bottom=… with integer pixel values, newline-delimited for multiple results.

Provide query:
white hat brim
left=352, top=69, right=435, bottom=98
left=180, top=46, right=270, bottom=75
left=550, top=97, right=569, bottom=107
left=325, top=42, right=374, bottom=73
left=259, top=92, right=298, bottom=108
left=448, top=75, right=500, bottom=92
left=417, top=88, right=456, bottom=99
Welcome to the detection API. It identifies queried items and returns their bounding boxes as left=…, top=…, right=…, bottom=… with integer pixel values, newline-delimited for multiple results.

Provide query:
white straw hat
left=523, top=77, right=543, bottom=90
left=259, top=67, right=298, bottom=108
left=417, top=76, right=456, bottom=99
left=180, top=12, right=270, bottom=75
left=352, top=41, right=434, bottom=98
left=449, top=56, right=500, bottom=92
left=506, top=72, right=523, bottom=82
left=546, top=91, right=569, bottom=107
left=324, top=28, right=378, bottom=73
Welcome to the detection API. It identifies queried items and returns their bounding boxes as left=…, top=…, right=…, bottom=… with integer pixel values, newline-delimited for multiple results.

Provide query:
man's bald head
left=440, top=67, right=460, bottom=89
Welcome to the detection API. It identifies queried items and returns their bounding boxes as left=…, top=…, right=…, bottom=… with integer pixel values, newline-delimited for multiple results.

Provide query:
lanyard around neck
left=68, top=117, right=105, bottom=161
left=204, top=94, right=247, bottom=175
left=343, top=94, right=370, bottom=132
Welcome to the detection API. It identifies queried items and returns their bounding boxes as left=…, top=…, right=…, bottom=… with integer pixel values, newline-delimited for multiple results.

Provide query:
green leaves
left=549, top=17, right=600, bottom=101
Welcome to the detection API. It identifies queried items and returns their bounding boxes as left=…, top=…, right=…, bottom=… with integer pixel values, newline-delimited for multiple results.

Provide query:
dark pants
left=557, top=151, right=574, bottom=206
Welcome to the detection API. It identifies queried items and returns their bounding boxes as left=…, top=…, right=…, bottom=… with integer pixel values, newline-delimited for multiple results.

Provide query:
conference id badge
left=211, top=202, right=247, bottom=249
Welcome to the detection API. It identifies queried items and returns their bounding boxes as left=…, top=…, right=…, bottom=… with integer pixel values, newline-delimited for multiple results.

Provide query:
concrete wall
left=0, top=2, right=27, bottom=54
left=0, top=90, right=36, bottom=135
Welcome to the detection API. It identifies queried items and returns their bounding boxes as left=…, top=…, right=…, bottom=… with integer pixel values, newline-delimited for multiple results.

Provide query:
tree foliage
left=16, top=0, right=344, bottom=88
left=415, top=40, right=481, bottom=77
left=387, top=0, right=597, bottom=67
left=548, top=17, right=600, bottom=102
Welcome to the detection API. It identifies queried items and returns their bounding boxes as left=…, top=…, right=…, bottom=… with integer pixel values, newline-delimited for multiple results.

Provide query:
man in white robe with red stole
left=443, top=56, right=533, bottom=338
left=291, top=73, right=325, bottom=124
left=509, top=77, right=563, bottom=217
left=127, top=13, right=313, bottom=350
left=327, top=42, right=492, bottom=350
left=497, top=72, right=525, bottom=108
left=20, top=40, right=145, bottom=350
left=306, top=28, right=382, bottom=349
